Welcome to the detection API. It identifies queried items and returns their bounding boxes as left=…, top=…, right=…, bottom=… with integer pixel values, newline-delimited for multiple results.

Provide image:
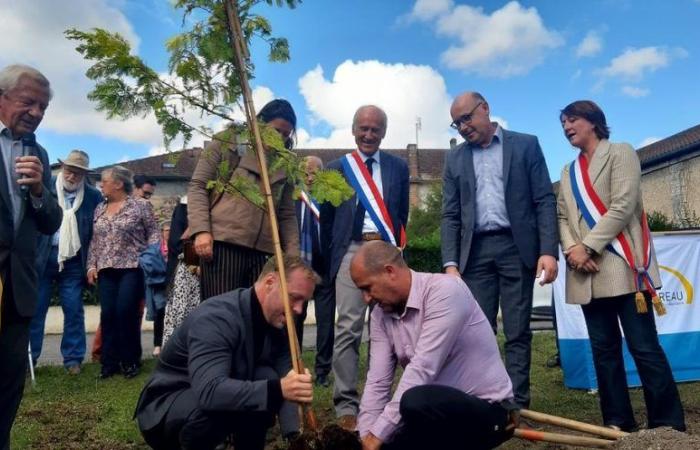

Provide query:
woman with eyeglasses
left=556, top=100, right=685, bottom=432
left=187, top=99, right=300, bottom=300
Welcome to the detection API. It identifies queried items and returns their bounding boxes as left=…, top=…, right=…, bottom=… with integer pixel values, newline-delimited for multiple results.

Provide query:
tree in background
left=405, top=182, right=443, bottom=272
left=66, top=0, right=352, bottom=208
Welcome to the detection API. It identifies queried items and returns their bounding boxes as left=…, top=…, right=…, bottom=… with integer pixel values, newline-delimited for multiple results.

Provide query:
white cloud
left=408, top=0, right=453, bottom=21
left=0, top=0, right=276, bottom=156
left=621, top=85, right=650, bottom=98
left=297, top=60, right=461, bottom=149
left=576, top=31, right=603, bottom=58
left=638, top=137, right=661, bottom=148
left=296, top=60, right=511, bottom=149
left=0, top=0, right=165, bottom=147
left=409, top=1, right=563, bottom=78
left=597, top=46, right=688, bottom=81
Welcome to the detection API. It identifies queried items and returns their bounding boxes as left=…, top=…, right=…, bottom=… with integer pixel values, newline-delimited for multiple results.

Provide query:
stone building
left=638, top=124, right=700, bottom=227
left=59, top=122, right=700, bottom=226
left=83, top=145, right=447, bottom=221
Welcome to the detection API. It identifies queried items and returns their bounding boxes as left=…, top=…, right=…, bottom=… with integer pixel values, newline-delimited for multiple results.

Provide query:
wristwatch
left=583, top=245, right=595, bottom=256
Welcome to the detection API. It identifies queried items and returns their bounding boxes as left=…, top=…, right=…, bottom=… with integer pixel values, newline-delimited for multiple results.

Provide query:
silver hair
left=352, top=105, right=387, bottom=132
left=0, top=64, right=53, bottom=99
left=102, top=165, right=134, bottom=194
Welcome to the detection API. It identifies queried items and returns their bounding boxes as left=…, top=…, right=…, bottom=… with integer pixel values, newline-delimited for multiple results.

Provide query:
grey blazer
left=557, top=140, right=661, bottom=304
left=441, top=129, right=559, bottom=272
left=134, top=287, right=298, bottom=434
left=0, top=141, right=62, bottom=317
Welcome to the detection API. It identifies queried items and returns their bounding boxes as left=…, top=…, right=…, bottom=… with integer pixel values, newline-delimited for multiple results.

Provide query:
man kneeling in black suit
left=135, top=255, right=317, bottom=450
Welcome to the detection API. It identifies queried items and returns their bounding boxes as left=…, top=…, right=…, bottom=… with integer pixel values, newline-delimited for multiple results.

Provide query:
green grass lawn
left=12, top=332, right=699, bottom=449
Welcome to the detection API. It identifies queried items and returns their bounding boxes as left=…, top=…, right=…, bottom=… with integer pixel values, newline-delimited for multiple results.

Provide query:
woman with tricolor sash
left=556, top=100, right=685, bottom=432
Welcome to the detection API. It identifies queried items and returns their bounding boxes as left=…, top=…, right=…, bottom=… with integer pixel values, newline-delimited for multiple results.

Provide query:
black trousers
left=384, top=385, right=511, bottom=450
left=153, top=307, right=165, bottom=348
left=462, top=232, right=535, bottom=407
left=139, top=367, right=278, bottom=450
left=200, top=242, right=269, bottom=301
left=582, top=292, right=685, bottom=431
left=98, top=268, right=144, bottom=371
left=295, top=277, right=335, bottom=377
left=0, top=279, right=31, bottom=450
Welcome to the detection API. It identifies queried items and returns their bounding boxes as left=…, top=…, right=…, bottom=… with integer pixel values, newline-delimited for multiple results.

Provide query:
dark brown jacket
left=187, top=137, right=299, bottom=256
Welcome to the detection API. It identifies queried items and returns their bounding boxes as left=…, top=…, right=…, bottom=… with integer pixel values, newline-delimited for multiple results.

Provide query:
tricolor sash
left=299, top=190, right=320, bottom=267
left=569, top=153, right=665, bottom=315
left=341, top=151, right=406, bottom=248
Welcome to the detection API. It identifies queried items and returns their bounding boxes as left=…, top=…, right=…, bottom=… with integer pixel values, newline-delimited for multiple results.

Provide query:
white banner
left=553, top=232, right=700, bottom=388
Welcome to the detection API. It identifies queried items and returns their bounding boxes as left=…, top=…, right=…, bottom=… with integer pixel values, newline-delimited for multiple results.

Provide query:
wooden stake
left=513, top=428, right=616, bottom=448
left=224, top=0, right=317, bottom=430
left=521, top=409, right=629, bottom=440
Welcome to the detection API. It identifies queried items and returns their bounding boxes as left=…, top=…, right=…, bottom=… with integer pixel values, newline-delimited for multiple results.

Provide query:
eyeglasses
left=450, top=102, right=483, bottom=130
left=142, top=191, right=153, bottom=199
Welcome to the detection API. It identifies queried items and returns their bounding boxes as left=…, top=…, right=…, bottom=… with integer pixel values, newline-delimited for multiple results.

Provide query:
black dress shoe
left=122, top=364, right=140, bottom=379
left=315, top=374, right=330, bottom=387
left=99, top=367, right=119, bottom=379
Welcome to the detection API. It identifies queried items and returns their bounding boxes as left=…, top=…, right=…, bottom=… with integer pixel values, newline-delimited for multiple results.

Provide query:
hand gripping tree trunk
left=224, top=0, right=318, bottom=431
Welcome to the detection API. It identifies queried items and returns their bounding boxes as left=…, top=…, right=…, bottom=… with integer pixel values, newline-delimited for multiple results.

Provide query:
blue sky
left=1, top=0, right=699, bottom=180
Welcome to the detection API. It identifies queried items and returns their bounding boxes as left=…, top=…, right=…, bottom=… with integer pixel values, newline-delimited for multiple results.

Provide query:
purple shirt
left=87, top=196, right=159, bottom=272
left=357, top=271, right=513, bottom=442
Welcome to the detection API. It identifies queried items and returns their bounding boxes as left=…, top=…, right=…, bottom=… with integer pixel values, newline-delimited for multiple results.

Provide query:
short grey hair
left=352, top=105, right=387, bottom=132
left=0, top=64, right=53, bottom=99
left=102, top=165, right=134, bottom=194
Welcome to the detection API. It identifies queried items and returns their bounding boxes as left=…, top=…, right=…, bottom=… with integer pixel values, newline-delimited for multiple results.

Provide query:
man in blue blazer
left=441, top=92, right=559, bottom=408
left=320, top=105, right=409, bottom=431
left=30, top=150, right=103, bottom=373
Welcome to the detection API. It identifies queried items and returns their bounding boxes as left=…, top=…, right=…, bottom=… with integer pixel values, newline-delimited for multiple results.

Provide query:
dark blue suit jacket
left=35, top=178, right=103, bottom=277
left=320, top=151, right=409, bottom=280
left=441, top=129, right=558, bottom=271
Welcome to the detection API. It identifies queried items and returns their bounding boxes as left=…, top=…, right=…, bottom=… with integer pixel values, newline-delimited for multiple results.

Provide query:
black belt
left=475, top=227, right=511, bottom=237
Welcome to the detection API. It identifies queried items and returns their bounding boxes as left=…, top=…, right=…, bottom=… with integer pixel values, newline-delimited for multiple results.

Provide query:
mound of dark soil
left=286, top=425, right=361, bottom=450
left=612, top=427, right=700, bottom=450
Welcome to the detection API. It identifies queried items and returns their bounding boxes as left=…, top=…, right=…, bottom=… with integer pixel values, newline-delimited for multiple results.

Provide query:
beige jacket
left=187, top=137, right=299, bottom=256
left=557, top=140, right=660, bottom=304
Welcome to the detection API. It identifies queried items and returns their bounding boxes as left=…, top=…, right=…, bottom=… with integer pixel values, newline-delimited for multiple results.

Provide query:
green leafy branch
left=66, top=0, right=353, bottom=209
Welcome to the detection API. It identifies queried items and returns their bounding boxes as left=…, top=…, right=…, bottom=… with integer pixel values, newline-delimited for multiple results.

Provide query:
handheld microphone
left=19, top=133, right=36, bottom=194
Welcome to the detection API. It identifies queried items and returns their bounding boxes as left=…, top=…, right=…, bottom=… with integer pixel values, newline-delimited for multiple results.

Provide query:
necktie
left=351, top=157, right=375, bottom=240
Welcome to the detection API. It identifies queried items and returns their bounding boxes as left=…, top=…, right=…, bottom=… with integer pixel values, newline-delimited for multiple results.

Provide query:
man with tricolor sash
left=295, top=155, right=335, bottom=387
left=320, top=105, right=409, bottom=432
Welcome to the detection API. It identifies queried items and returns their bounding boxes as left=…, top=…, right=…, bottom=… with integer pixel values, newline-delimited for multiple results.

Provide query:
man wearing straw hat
left=29, top=149, right=102, bottom=374
left=135, top=255, right=317, bottom=450
left=0, top=64, right=62, bottom=449
left=354, top=241, right=518, bottom=450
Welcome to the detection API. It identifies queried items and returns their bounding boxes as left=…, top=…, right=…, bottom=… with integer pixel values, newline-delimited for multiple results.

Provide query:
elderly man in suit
left=135, top=255, right=317, bottom=450
left=29, top=150, right=103, bottom=374
left=0, top=64, right=62, bottom=449
left=320, top=105, right=410, bottom=431
left=441, top=92, right=558, bottom=408
left=294, top=155, right=335, bottom=387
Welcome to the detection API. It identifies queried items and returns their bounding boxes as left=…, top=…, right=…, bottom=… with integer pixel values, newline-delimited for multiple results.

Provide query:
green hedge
left=404, top=234, right=442, bottom=273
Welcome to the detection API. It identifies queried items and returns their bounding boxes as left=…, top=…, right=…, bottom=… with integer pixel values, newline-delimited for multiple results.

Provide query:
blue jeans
left=29, top=246, right=86, bottom=368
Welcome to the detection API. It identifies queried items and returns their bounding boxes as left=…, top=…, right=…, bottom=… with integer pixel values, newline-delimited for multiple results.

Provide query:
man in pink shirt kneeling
left=353, top=241, right=519, bottom=450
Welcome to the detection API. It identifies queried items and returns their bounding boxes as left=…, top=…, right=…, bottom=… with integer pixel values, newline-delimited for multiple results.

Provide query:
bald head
left=450, top=91, right=494, bottom=148
left=350, top=241, right=411, bottom=313
left=354, top=240, right=406, bottom=274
